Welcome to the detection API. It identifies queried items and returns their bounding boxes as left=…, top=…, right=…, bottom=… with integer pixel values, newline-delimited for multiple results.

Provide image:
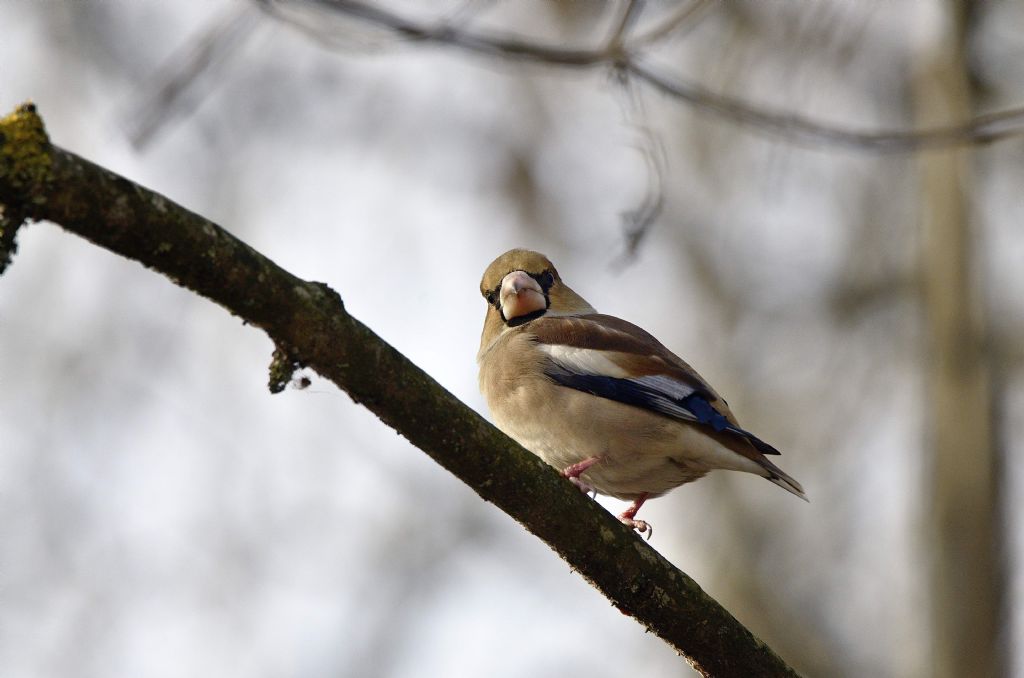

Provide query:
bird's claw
left=567, top=475, right=596, bottom=496
left=619, top=517, right=653, bottom=539
left=561, top=459, right=600, bottom=496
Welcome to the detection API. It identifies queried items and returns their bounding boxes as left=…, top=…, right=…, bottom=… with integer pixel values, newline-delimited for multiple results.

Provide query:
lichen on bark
left=0, top=103, right=53, bottom=199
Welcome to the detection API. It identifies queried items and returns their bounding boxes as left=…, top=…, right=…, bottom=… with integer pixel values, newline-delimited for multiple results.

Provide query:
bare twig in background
left=611, top=75, right=667, bottom=263
left=605, top=0, right=645, bottom=52
left=126, top=3, right=263, bottom=148
left=253, top=0, right=1024, bottom=150
left=630, top=60, right=1024, bottom=151
left=441, top=0, right=502, bottom=28
left=618, top=126, right=666, bottom=259
left=1, top=102, right=802, bottom=678
left=257, top=0, right=608, bottom=65
left=630, top=0, right=717, bottom=47
left=125, top=0, right=1024, bottom=259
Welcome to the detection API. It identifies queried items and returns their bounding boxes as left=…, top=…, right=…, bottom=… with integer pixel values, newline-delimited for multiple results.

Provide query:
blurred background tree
left=2, top=1, right=1023, bottom=676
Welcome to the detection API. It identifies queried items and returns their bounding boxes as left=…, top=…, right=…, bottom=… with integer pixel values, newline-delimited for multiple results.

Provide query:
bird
left=476, top=248, right=806, bottom=537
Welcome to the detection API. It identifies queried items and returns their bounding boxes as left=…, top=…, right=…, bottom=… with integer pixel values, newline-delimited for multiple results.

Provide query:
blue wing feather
left=546, top=369, right=781, bottom=455
left=679, top=393, right=729, bottom=432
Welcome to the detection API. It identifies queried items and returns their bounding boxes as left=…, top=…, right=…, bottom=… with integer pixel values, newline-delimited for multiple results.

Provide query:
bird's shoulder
left=528, top=313, right=705, bottom=381
left=528, top=313, right=741, bottom=426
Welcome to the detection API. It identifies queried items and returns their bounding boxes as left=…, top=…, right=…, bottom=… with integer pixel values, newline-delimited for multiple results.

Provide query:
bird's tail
left=757, top=456, right=808, bottom=502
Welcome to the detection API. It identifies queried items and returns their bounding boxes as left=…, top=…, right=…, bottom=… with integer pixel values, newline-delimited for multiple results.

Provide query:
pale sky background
left=2, top=2, right=1024, bottom=677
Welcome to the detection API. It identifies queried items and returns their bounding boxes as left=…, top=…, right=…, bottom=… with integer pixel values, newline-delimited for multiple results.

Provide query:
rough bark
left=0, top=103, right=800, bottom=678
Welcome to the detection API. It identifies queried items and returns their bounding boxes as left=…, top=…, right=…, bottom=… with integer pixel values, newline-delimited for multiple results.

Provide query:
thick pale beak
left=499, top=270, right=546, bottom=321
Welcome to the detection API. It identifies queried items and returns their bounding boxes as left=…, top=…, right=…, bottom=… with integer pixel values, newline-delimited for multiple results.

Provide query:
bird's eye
left=484, top=289, right=499, bottom=307
left=536, top=271, right=554, bottom=290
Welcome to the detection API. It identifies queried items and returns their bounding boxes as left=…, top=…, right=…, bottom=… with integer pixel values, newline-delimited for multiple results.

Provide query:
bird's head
left=478, top=249, right=594, bottom=351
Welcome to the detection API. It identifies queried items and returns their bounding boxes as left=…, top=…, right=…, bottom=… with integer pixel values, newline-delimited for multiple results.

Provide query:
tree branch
left=262, top=0, right=608, bottom=65
left=630, top=0, right=717, bottom=48
left=0, top=102, right=801, bottom=678
left=629, top=60, right=1024, bottom=151
left=256, top=0, right=1024, bottom=151
left=604, top=0, right=645, bottom=53
left=126, top=3, right=263, bottom=149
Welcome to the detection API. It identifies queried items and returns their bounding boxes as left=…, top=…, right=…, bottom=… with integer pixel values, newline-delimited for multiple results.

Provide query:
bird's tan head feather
left=478, top=249, right=556, bottom=297
left=478, top=249, right=595, bottom=355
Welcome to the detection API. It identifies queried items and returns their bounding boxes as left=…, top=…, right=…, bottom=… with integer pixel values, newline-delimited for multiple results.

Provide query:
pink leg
left=561, top=457, right=601, bottom=495
left=618, top=493, right=652, bottom=539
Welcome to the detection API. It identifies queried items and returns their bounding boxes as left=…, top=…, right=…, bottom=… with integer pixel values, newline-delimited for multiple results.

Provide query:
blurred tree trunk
left=915, top=2, right=1002, bottom=677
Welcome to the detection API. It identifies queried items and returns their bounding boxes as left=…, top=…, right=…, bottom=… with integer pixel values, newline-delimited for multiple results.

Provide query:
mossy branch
left=0, top=103, right=800, bottom=678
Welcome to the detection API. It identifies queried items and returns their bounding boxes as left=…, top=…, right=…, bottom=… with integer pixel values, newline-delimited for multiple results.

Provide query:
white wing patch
left=538, top=346, right=699, bottom=404
left=538, top=344, right=630, bottom=378
left=629, top=374, right=697, bottom=400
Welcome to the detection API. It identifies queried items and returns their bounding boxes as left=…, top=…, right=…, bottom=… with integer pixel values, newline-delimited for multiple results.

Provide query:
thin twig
left=127, top=3, right=262, bottom=148
left=630, top=0, right=717, bottom=47
left=441, top=0, right=502, bottom=27
left=260, top=0, right=609, bottom=65
left=630, top=60, right=1024, bottom=150
left=605, top=0, right=645, bottom=52
left=612, top=76, right=666, bottom=264
left=260, top=0, right=1024, bottom=152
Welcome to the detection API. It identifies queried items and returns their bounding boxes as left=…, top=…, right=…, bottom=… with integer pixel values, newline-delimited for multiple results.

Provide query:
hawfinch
left=477, top=249, right=805, bottom=536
